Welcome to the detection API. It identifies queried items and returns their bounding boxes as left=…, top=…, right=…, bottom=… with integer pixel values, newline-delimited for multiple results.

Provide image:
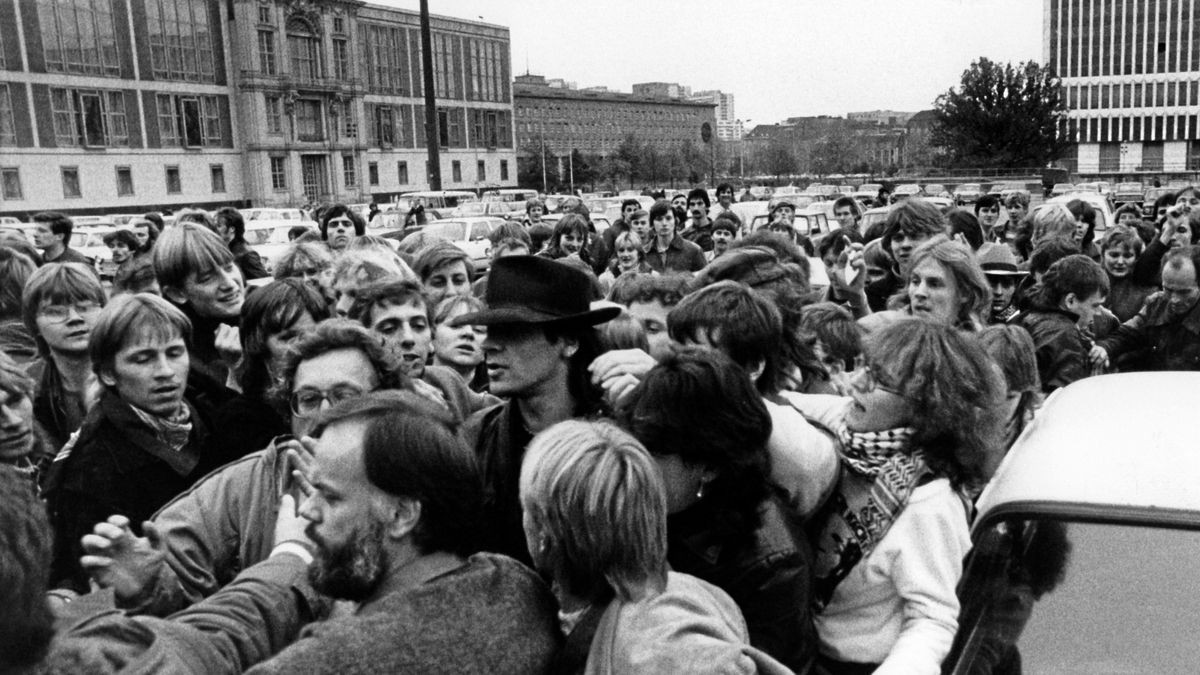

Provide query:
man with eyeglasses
left=21, top=262, right=106, bottom=450
left=78, top=319, right=410, bottom=616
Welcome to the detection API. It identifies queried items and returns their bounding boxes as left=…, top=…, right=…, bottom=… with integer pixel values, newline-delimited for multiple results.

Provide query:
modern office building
left=0, top=0, right=515, bottom=217
left=689, top=90, right=740, bottom=141
left=513, top=74, right=716, bottom=158
left=1048, top=0, right=1200, bottom=175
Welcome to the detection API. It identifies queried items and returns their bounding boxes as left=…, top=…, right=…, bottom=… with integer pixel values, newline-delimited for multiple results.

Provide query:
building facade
left=689, top=90, right=740, bottom=141
left=1047, top=0, right=1200, bottom=175
left=0, top=0, right=515, bottom=218
left=513, top=74, right=716, bottom=158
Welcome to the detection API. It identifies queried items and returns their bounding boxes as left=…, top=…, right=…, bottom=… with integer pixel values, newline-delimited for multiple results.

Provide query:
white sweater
left=814, top=478, right=972, bottom=674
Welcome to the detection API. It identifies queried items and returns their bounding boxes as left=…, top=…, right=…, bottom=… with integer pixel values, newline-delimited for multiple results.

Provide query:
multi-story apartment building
left=689, top=90, right=740, bottom=141
left=513, top=74, right=715, bottom=158
left=0, top=0, right=515, bottom=217
left=1048, top=0, right=1200, bottom=175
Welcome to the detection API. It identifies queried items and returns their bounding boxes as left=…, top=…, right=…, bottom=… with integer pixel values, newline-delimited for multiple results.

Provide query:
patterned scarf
left=811, top=422, right=929, bottom=612
left=130, top=403, right=193, bottom=455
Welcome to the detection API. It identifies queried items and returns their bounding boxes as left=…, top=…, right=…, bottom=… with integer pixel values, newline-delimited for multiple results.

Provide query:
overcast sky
left=375, top=0, right=1044, bottom=123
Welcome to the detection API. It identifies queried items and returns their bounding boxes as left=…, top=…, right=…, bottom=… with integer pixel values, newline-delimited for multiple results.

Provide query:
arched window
left=287, top=16, right=322, bottom=81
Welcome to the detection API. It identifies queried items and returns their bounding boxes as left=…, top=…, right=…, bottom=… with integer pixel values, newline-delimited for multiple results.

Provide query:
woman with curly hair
left=787, top=318, right=1004, bottom=673
left=616, top=346, right=815, bottom=672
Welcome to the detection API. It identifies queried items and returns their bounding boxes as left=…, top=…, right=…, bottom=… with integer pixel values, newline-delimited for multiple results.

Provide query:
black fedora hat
left=449, top=256, right=621, bottom=327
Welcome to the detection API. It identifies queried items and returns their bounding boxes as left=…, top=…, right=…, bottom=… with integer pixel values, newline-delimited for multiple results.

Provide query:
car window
left=424, top=222, right=467, bottom=240
left=470, top=222, right=490, bottom=240
left=947, top=517, right=1200, bottom=674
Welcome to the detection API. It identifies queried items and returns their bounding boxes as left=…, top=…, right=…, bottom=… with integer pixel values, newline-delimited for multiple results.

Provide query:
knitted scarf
left=811, top=423, right=928, bottom=612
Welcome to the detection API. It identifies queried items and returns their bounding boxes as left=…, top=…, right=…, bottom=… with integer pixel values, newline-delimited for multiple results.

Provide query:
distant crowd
left=0, top=182, right=1198, bottom=673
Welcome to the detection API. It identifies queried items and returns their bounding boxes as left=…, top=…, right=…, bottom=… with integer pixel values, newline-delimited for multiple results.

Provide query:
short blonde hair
left=520, top=420, right=667, bottom=604
left=153, top=222, right=235, bottom=290
left=1031, top=204, right=1077, bottom=246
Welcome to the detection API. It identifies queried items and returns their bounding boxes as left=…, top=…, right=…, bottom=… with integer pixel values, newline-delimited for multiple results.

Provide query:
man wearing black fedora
left=977, top=242, right=1029, bottom=324
left=453, top=256, right=619, bottom=565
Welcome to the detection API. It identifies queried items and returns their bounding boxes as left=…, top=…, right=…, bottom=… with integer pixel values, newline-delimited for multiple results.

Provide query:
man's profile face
left=300, top=419, right=390, bottom=602
left=482, top=323, right=570, bottom=398
left=1162, top=259, right=1200, bottom=318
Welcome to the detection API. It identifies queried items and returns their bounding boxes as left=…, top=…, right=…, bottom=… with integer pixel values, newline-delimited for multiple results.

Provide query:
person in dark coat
left=1097, top=245, right=1200, bottom=372
left=1017, top=255, right=1109, bottom=393
left=31, top=212, right=91, bottom=265
left=645, top=200, right=706, bottom=274
left=615, top=347, right=816, bottom=672
left=41, top=294, right=244, bottom=592
left=458, top=257, right=618, bottom=566
left=215, top=207, right=269, bottom=281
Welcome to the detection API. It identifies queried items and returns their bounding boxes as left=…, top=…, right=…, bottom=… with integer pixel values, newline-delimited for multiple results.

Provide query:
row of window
left=357, top=23, right=508, bottom=102
left=1066, top=80, right=1200, bottom=110
left=1062, top=113, right=1200, bottom=143
left=1050, top=0, right=1200, bottom=79
left=518, top=104, right=701, bottom=123
left=264, top=155, right=509, bottom=194
left=0, top=164, right=226, bottom=201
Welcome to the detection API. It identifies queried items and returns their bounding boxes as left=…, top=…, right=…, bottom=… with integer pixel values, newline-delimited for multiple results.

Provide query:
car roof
left=976, top=372, right=1200, bottom=521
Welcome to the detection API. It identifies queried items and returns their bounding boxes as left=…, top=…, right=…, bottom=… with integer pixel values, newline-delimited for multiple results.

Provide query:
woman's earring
left=695, top=480, right=707, bottom=500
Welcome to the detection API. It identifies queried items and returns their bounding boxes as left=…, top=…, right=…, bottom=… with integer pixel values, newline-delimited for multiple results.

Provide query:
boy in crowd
left=1018, top=254, right=1109, bottom=393
left=32, top=212, right=90, bottom=265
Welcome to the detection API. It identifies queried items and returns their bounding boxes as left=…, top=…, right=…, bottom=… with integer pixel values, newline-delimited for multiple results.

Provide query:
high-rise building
left=0, top=0, right=516, bottom=217
left=689, top=90, right=741, bottom=140
left=1047, top=0, right=1200, bottom=174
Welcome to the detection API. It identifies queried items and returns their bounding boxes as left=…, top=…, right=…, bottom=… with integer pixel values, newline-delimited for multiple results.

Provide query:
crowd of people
left=0, top=182, right=1198, bottom=674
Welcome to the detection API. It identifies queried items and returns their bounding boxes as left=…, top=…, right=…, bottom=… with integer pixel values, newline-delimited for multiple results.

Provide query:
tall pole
left=419, top=0, right=441, bottom=190
left=540, top=122, right=547, bottom=193
left=569, top=148, right=574, bottom=194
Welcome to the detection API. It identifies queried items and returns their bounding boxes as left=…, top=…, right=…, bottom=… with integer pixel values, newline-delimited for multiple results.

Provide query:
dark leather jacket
left=666, top=493, right=816, bottom=673
left=1101, top=291, right=1200, bottom=371
left=1018, top=305, right=1091, bottom=393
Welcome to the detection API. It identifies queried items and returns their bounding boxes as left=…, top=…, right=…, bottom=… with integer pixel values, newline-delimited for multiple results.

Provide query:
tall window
left=437, top=108, right=463, bottom=147
left=210, top=164, right=225, bottom=192
left=451, top=160, right=461, bottom=183
left=368, top=162, right=378, bottom=186
left=270, top=156, right=288, bottom=190
left=165, top=165, right=181, bottom=193
left=397, top=161, right=408, bottom=184
left=38, top=0, right=120, bottom=76
left=433, top=33, right=458, bottom=98
left=295, top=99, right=323, bottom=141
left=477, top=160, right=485, bottom=182
left=61, top=166, right=81, bottom=198
left=373, top=106, right=395, bottom=146
left=115, top=166, right=133, bottom=196
left=266, top=95, right=283, bottom=134
left=471, top=109, right=501, bottom=148
left=342, top=103, right=357, bottom=139
left=145, top=0, right=214, bottom=82
left=499, top=159, right=508, bottom=181
left=51, top=88, right=128, bottom=147
left=332, top=38, right=350, bottom=80
left=342, top=155, right=357, bottom=188
left=363, top=24, right=410, bottom=95
left=156, top=94, right=224, bottom=146
left=469, top=39, right=504, bottom=102
left=258, top=30, right=277, bottom=75
left=0, top=84, right=16, bottom=146
left=1, top=168, right=21, bottom=200
left=287, top=19, right=321, bottom=81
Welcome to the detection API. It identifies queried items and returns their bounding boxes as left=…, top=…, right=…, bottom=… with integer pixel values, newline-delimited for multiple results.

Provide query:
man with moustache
left=1095, top=245, right=1200, bottom=371
left=681, top=187, right=716, bottom=251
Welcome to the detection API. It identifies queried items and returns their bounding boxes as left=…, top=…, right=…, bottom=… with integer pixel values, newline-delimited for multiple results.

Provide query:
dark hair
left=238, top=279, right=331, bottom=400
left=648, top=199, right=674, bottom=226
left=114, top=258, right=159, bottom=295
left=32, top=212, right=74, bottom=247
left=621, top=198, right=641, bottom=212
left=102, top=229, right=140, bottom=250
left=528, top=222, right=554, bottom=252
left=543, top=321, right=607, bottom=416
left=715, top=183, right=733, bottom=196
left=348, top=279, right=431, bottom=328
left=817, top=228, right=863, bottom=261
left=947, top=209, right=985, bottom=250
left=1028, top=237, right=1080, bottom=277
left=1064, top=199, right=1097, bottom=251
left=832, top=196, right=861, bottom=217
left=544, top=215, right=592, bottom=264
left=0, top=465, right=55, bottom=669
left=288, top=225, right=314, bottom=241
left=271, top=319, right=408, bottom=411
left=413, top=241, right=474, bottom=283
left=313, top=391, right=483, bottom=557
left=0, top=248, right=36, bottom=319
left=881, top=199, right=946, bottom=260
left=1032, top=254, right=1109, bottom=307
left=1101, top=224, right=1144, bottom=256
left=215, top=207, right=246, bottom=242
left=525, top=197, right=545, bottom=214
left=1152, top=191, right=1177, bottom=221
left=866, top=319, right=1004, bottom=490
left=686, top=188, right=710, bottom=209
left=319, top=204, right=367, bottom=240
left=487, top=221, right=531, bottom=248
left=668, top=280, right=782, bottom=395
left=974, top=194, right=1001, bottom=213
left=800, top=302, right=862, bottom=371
left=609, top=272, right=691, bottom=308
left=22, top=263, right=107, bottom=357
left=711, top=212, right=741, bottom=236
left=615, top=346, right=771, bottom=546
left=141, top=212, right=164, bottom=230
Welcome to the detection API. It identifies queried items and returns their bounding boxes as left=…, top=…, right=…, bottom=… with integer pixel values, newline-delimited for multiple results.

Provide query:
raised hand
left=80, top=515, right=167, bottom=604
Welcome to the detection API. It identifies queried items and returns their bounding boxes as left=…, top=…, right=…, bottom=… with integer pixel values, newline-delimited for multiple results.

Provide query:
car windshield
left=454, top=203, right=488, bottom=216
left=245, top=228, right=275, bottom=245
left=423, top=221, right=468, bottom=240
left=947, top=517, right=1200, bottom=674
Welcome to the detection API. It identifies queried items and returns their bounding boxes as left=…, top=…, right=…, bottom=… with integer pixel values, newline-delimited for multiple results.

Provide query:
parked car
left=944, top=372, right=1200, bottom=674
left=394, top=217, right=505, bottom=272
left=923, top=183, right=952, bottom=199
left=891, top=184, right=924, bottom=202
left=447, top=202, right=520, bottom=219
left=399, top=190, right=479, bottom=219
left=954, top=183, right=984, bottom=205
left=1113, top=182, right=1145, bottom=206
left=481, top=188, right=538, bottom=204
left=241, top=208, right=305, bottom=222
left=1049, top=183, right=1076, bottom=198
left=1043, top=192, right=1115, bottom=234
left=1142, top=186, right=1177, bottom=220
left=853, top=183, right=883, bottom=203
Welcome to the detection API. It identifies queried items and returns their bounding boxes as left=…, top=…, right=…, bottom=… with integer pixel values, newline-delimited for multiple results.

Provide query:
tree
left=809, top=133, right=861, bottom=176
left=517, top=142, right=561, bottom=192
left=757, top=137, right=798, bottom=179
left=932, top=57, right=1070, bottom=168
left=569, top=150, right=598, bottom=192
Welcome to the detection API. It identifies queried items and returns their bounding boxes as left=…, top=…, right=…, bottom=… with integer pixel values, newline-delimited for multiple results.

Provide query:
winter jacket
left=230, top=238, right=269, bottom=281
left=1018, top=306, right=1090, bottom=393
left=42, top=388, right=238, bottom=592
left=1105, top=274, right=1156, bottom=323
left=645, top=235, right=706, bottom=274
left=667, top=494, right=817, bottom=672
left=464, top=401, right=536, bottom=567
left=1100, top=291, right=1200, bottom=371
left=46, top=553, right=319, bottom=674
